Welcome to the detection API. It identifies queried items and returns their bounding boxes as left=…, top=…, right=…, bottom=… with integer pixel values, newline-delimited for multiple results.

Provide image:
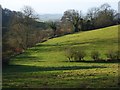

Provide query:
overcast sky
left=0, top=0, right=119, bottom=14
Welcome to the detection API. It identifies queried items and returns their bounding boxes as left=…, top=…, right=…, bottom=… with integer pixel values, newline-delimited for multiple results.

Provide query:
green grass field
left=3, top=25, right=119, bottom=88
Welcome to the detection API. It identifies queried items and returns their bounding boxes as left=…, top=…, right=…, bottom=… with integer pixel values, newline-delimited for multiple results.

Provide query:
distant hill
left=38, top=14, right=63, bottom=22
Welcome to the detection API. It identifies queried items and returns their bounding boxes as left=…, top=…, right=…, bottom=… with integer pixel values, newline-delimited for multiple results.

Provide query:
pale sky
left=0, top=0, right=119, bottom=14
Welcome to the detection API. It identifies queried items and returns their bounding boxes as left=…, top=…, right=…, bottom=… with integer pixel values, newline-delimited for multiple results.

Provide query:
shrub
left=91, top=50, right=100, bottom=61
left=106, top=50, right=120, bottom=61
left=74, top=50, right=86, bottom=61
left=65, top=48, right=86, bottom=62
left=65, top=48, right=75, bottom=61
left=115, top=50, right=120, bottom=60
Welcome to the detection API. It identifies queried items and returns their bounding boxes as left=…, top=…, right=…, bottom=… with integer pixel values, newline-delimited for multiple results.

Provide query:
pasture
left=3, top=25, right=119, bottom=88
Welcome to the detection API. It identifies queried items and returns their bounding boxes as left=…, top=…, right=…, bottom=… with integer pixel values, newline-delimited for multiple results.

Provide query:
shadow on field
left=63, top=60, right=120, bottom=63
left=32, top=38, right=117, bottom=53
left=36, top=38, right=117, bottom=47
left=36, top=41, right=92, bottom=47
left=13, top=51, right=43, bottom=61
left=15, top=56, right=39, bottom=60
left=3, top=65, right=106, bottom=73
left=31, top=42, right=92, bottom=52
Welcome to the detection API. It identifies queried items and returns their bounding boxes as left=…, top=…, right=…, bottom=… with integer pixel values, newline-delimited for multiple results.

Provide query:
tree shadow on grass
left=32, top=38, right=118, bottom=53
left=29, top=42, right=92, bottom=53
left=36, top=41, right=92, bottom=47
left=36, top=38, right=117, bottom=47
left=3, top=65, right=106, bottom=73
left=12, top=51, right=43, bottom=61
left=14, top=56, right=42, bottom=61
left=63, top=60, right=120, bottom=63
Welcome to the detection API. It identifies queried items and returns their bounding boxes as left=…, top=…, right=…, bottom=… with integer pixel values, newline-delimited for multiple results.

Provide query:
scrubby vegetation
left=91, top=50, right=100, bottom=61
left=106, top=49, right=120, bottom=61
left=65, top=48, right=119, bottom=62
left=65, top=48, right=86, bottom=62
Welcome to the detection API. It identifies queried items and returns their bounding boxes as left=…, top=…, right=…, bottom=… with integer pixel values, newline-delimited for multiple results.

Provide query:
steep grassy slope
left=3, top=25, right=119, bottom=88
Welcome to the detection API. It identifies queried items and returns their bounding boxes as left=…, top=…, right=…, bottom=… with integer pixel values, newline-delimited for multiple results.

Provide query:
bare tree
left=86, top=3, right=116, bottom=29
left=61, top=9, right=82, bottom=32
left=10, top=6, right=38, bottom=50
left=21, top=6, right=38, bottom=48
left=48, top=21, right=57, bottom=37
left=95, top=4, right=116, bottom=28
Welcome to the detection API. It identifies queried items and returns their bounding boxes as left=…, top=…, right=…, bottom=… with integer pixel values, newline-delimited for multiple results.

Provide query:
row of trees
left=48, top=4, right=119, bottom=37
left=65, top=48, right=120, bottom=62
left=59, top=3, right=119, bottom=33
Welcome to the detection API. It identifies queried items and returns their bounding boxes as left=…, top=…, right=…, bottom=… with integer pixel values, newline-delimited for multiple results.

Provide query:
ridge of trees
left=61, top=3, right=118, bottom=32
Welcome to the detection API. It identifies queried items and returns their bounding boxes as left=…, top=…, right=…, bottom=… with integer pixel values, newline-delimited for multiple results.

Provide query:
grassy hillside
left=3, top=25, right=119, bottom=88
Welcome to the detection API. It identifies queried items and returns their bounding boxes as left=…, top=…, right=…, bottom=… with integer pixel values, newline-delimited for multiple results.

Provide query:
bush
left=74, top=50, right=86, bottom=61
left=106, top=50, right=120, bottom=61
left=115, top=50, right=120, bottom=60
left=91, top=50, right=100, bottom=61
left=65, top=48, right=75, bottom=61
left=65, top=48, right=86, bottom=62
